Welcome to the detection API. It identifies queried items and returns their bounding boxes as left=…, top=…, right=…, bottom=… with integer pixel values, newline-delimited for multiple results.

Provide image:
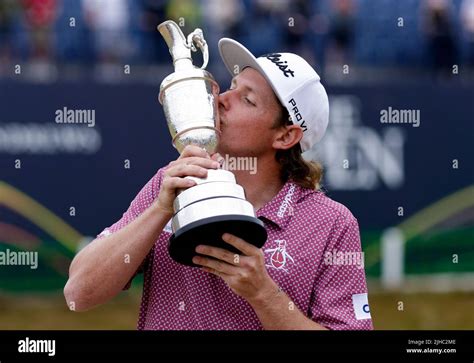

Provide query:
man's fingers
left=167, top=164, right=209, bottom=179
left=180, top=145, right=210, bottom=159
left=222, top=233, right=261, bottom=256
left=195, top=245, right=240, bottom=266
left=163, top=177, right=196, bottom=190
left=168, top=158, right=219, bottom=175
left=210, top=153, right=224, bottom=163
left=192, top=255, right=239, bottom=275
left=182, top=157, right=220, bottom=169
left=175, top=164, right=208, bottom=178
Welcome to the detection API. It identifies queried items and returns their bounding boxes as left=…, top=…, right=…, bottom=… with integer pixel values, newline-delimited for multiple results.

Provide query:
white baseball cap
left=218, top=38, right=329, bottom=152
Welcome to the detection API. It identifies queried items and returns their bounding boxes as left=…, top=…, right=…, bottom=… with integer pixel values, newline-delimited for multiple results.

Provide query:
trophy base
left=168, top=215, right=267, bottom=267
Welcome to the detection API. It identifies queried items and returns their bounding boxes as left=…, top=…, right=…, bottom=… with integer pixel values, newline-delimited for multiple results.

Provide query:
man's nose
left=218, top=90, right=231, bottom=111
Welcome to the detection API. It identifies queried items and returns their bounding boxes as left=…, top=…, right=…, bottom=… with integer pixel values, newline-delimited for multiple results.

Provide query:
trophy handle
left=186, top=29, right=209, bottom=69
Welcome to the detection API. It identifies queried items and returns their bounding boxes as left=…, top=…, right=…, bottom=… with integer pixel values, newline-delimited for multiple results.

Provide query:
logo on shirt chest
left=264, top=240, right=294, bottom=273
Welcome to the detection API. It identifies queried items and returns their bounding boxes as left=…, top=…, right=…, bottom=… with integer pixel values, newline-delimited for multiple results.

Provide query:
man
left=64, top=38, right=373, bottom=330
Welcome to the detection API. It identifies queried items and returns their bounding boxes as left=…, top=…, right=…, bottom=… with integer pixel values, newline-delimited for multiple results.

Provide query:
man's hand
left=192, top=233, right=277, bottom=306
left=193, top=233, right=327, bottom=330
left=155, top=145, right=221, bottom=216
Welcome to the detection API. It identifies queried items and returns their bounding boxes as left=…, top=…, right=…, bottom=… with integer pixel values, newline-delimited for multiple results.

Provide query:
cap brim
left=218, top=38, right=262, bottom=77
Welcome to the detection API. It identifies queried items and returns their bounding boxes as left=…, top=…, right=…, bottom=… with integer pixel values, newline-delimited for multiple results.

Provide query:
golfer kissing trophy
left=157, top=20, right=267, bottom=266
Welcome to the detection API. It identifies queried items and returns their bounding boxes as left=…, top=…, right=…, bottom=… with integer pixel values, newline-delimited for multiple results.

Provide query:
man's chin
left=214, top=143, right=224, bottom=155
left=215, top=145, right=228, bottom=156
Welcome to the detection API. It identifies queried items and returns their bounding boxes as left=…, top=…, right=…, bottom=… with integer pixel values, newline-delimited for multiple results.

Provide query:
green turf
left=0, top=290, right=472, bottom=330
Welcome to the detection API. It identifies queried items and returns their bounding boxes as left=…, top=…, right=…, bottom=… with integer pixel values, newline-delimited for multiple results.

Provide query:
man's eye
left=245, top=98, right=256, bottom=106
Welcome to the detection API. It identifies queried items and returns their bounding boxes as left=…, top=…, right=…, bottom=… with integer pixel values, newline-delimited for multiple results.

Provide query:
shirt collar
left=256, top=180, right=314, bottom=230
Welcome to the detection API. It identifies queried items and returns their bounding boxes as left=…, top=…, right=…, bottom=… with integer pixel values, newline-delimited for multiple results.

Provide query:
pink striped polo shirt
left=97, top=167, right=373, bottom=330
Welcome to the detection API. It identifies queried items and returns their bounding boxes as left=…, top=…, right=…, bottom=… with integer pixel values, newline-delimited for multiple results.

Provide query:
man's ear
left=272, top=125, right=303, bottom=151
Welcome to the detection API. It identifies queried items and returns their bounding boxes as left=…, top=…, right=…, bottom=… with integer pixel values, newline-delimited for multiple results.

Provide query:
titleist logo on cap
left=264, top=53, right=295, bottom=78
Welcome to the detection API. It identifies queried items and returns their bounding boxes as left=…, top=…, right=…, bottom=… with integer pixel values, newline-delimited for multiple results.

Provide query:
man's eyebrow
left=231, top=77, right=257, bottom=95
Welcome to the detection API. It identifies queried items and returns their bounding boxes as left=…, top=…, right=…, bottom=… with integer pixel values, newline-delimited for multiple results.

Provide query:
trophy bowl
left=169, top=170, right=267, bottom=266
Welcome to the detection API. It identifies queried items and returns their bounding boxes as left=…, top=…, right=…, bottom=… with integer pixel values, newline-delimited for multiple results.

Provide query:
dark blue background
left=0, top=80, right=472, bottom=237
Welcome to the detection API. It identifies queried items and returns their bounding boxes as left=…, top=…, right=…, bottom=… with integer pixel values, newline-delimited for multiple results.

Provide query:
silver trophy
left=158, top=20, right=267, bottom=266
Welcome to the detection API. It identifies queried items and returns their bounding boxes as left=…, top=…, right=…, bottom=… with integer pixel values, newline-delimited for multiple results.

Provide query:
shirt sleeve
left=308, top=214, right=374, bottom=330
left=95, top=168, right=166, bottom=290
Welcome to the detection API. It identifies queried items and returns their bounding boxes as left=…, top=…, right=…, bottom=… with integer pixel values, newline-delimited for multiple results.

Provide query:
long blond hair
left=273, top=106, right=323, bottom=190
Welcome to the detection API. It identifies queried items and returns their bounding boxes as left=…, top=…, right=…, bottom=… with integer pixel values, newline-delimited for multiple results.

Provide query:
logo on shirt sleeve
left=352, top=293, right=371, bottom=320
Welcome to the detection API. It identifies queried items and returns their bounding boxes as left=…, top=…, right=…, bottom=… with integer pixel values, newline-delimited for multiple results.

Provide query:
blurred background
left=0, top=0, right=473, bottom=329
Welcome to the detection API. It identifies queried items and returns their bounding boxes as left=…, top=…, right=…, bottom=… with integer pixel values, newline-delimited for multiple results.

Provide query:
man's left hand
left=192, top=233, right=277, bottom=305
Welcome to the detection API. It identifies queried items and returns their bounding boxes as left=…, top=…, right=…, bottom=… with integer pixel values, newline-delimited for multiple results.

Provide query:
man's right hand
left=65, top=144, right=222, bottom=312
left=155, top=145, right=221, bottom=216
